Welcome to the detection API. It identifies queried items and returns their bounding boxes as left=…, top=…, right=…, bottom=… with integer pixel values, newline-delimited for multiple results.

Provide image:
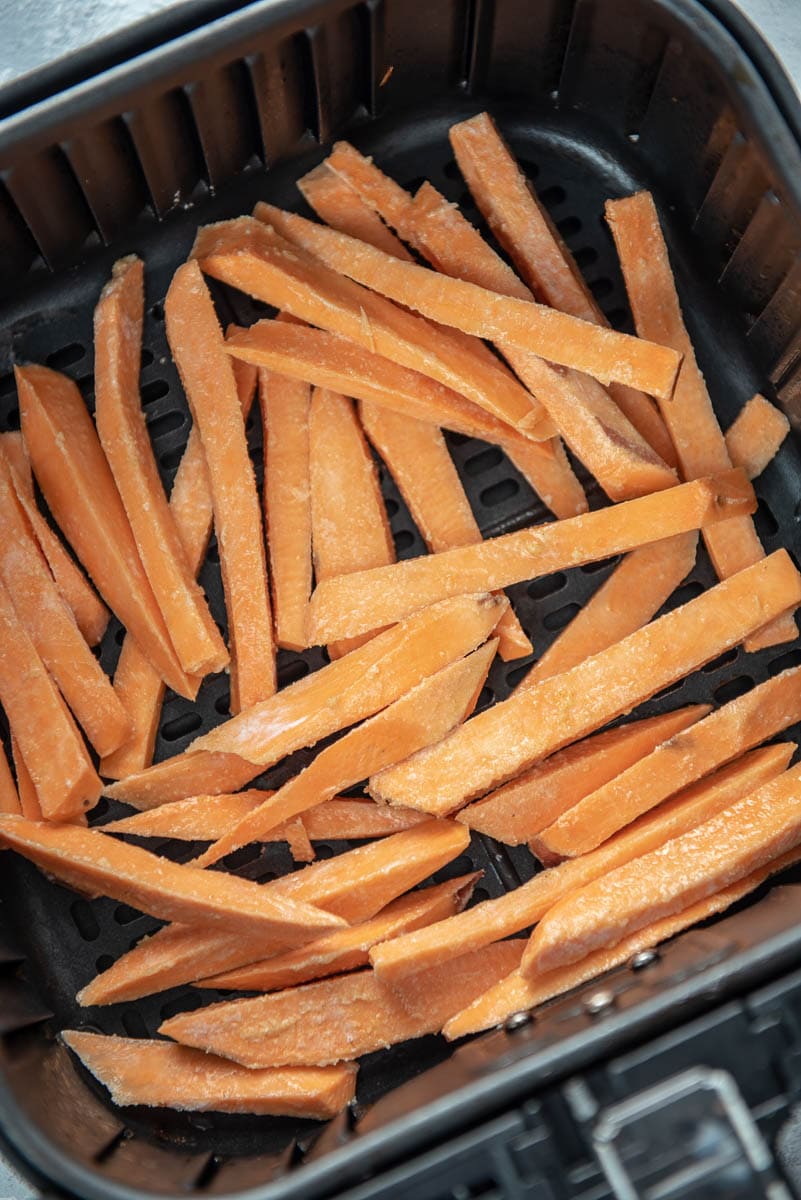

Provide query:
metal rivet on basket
left=629, top=948, right=659, bottom=971
left=584, top=989, right=615, bottom=1016
left=504, top=1010, right=533, bottom=1032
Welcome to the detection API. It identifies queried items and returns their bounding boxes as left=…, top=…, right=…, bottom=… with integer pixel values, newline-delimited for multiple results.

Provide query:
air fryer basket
left=1, top=1, right=801, bottom=1197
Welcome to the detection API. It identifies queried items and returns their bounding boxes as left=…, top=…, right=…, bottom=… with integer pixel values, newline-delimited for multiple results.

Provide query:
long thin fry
left=606, top=190, right=796, bottom=650
left=193, top=640, right=496, bottom=867
left=10, top=734, right=41, bottom=819
left=63, top=1032, right=357, bottom=1117
left=299, top=161, right=415, bottom=260
left=100, top=356, right=257, bottom=780
left=447, top=114, right=676, bottom=465
left=725, top=393, right=789, bottom=479
left=445, top=844, right=801, bottom=1039
left=79, top=819, right=470, bottom=1005
left=369, top=744, right=792, bottom=984
left=540, top=665, right=801, bottom=857
left=0, top=742, right=19, bottom=815
left=197, top=874, right=480, bottom=992
left=308, top=470, right=754, bottom=643
left=159, top=942, right=525, bottom=1067
left=459, top=706, right=709, bottom=845
left=165, top=261, right=275, bottom=711
left=524, top=762, right=801, bottom=975
left=369, top=551, right=800, bottom=816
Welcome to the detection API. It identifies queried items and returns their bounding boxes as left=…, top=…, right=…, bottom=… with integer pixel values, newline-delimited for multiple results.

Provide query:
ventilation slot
left=185, top=60, right=262, bottom=189
left=62, top=117, right=151, bottom=243
left=123, top=90, right=206, bottom=216
left=305, top=7, right=370, bottom=145
left=247, top=35, right=315, bottom=166
left=694, top=134, right=769, bottom=276
left=2, top=146, right=98, bottom=269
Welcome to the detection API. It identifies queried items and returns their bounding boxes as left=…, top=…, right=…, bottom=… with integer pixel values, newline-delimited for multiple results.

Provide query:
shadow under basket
left=1, top=1, right=801, bottom=1197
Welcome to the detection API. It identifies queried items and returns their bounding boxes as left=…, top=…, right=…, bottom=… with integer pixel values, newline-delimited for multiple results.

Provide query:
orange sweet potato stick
left=0, top=458, right=130, bottom=758
left=725, top=393, right=790, bottom=480
left=165, top=260, right=275, bottom=711
left=0, top=433, right=109, bottom=647
left=16, top=365, right=193, bottom=697
left=360, top=403, right=531, bottom=660
left=252, top=205, right=682, bottom=401
left=100, top=356, right=257, bottom=780
left=63, top=1031, right=357, bottom=1117
left=197, top=873, right=480, bottom=992
left=10, top=734, right=40, bottom=819
left=160, top=941, right=525, bottom=1067
left=309, top=387, right=395, bottom=658
left=197, top=216, right=555, bottom=440
left=95, top=256, right=228, bottom=679
left=299, top=158, right=586, bottom=522
left=459, top=705, right=709, bottom=845
left=369, top=550, right=801, bottom=816
left=0, top=741, right=20, bottom=815
left=516, top=533, right=698, bottom=692
left=525, top=761, right=801, bottom=976
left=369, top=743, right=792, bottom=985
left=0, top=576, right=100, bottom=819
left=261, top=368, right=313, bottom=651
left=0, top=815, right=343, bottom=938
left=540, top=664, right=801, bottom=857
left=193, top=640, right=497, bottom=868
left=79, top=818, right=470, bottom=1004
left=606, top=190, right=796, bottom=651
left=308, top=470, right=754, bottom=643
left=445, top=843, right=801, bottom=1040
left=447, top=115, right=676, bottom=466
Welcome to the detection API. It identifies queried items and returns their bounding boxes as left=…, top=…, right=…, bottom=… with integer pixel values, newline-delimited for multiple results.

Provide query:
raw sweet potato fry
left=261, top=367, right=312, bottom=651
left=95, top=256, right=228, bottom=679
left=192, top=640, right=497, bottom=867
left=606, top=190, right=796, bottom=651
left=448, top=114, right=676, bottom=466
left=160, top=941, right=525, bottom=1067
left=308, top=470, right=754, bottom=643
left=725, top=393, right=790, bottom=480
left=198, top=216, right=554, bottom=440
left=10, top=735, right=40, bottom=819
left=524, top=761, right=801, bottom=975
left=309, top=387, right=395, bottom=658
left=0, top=816, right=343, bottom=938
left=63, top=1031, right=357, bottom=1117
left=0, top=575, right=100, bottom=820
left=445, top=843, right=801, bottom=1039
left=516, top=533, right=698, bottom=692
left=79, top=819, right=470, bottom=1004
left=16, top=365, right=193, bottom=698
left=0, top=433, right=109, bottom=647
left=0, top=742, right=20, bottom=815
left=369, top=744, right=792, bottom=984
left=541, top=665, right=801, bottom=857
left=197, top=873, right=480, bottom=992
left=360, top=403, right=531, bottom=660
left=100, top=354, right=257, bottom=781
left=459, top=705, right=709, bottom=845
left=369, top=550, right=801, bottom=816
left=165, top=260, right=275, bottom=711
left=299, top=158, right=586, bottom=521
left=0, top=457, right=130, bottom=758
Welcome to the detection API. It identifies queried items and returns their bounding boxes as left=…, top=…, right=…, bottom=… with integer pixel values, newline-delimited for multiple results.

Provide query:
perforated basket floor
left=1, top=96, right=801, bottom=1194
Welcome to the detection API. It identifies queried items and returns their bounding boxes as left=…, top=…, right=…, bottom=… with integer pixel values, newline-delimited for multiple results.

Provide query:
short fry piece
left=725, top=393, right=790, bottom=479
left=64, top=1031, right=357, bottom=1117
left=0, top=433, right=108, bottom=646
left=516, top=533, right=698, bottom=691
left=0, top=741, right=20, bottom=815
left=445, top=844, right=801, bottom=1039
left=308, top=470, right=754, bottom=643
left=0, top=816, right=342, bottom=939
left=606, top=190, right=796, bottom=650
left=10, top=735, right=40, bottom=819
left=309, top=388, right=395, bottom=658
left=165, top=261, right=275, bottom=711
left=197, top=873, right=480, bottom=992
left=160, top=941, right=525, bottom=1067
left=16, top=365, right=192, bottom=698
left=370, top=744, right=792, bottom=984
left=79, top=819, right=469, bottom=1005
left=369, top=551, right=800, bottom=815
left=193, top=640, right=497, bottom=867
left=541, top=665, right=801, bottom=857
left=459, top=706, right=709, bottom=845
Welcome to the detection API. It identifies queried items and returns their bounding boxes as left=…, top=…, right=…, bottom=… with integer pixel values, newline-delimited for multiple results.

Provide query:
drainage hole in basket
left=95, top=955, right=114, bottom=973
left=590, top=277, right=615, bottom=301
left=46, top=342, right=86, bottom=370
left=147, top=410, right=186, bottom=440
left=150, top=302, right=164, bottom=322
left=393, top=529, right=415, bottom=553
left=606, top=307, right=630, bottom=330
left=505, top=661, right=533, bottom=689
left=702, top=648, right=739, bottom=673
left=214, top=690, right=231, bottom=715
left=161, top=712, right=203, bottom=742
left=543, top=602, right=581, bottom=632
left=114, top=903, right=145, bottom=926
left=713, top=676, right=754, bottom=705
left=539, top=184, right=566, bottom=209
left=278, top=658, right=310, bottom=688
left=161, top=994, right=203, bottom=1022
left=574, top=246, right=599, bottom=269
left=465, top=447, right=503, bottom=477
left=141, top=378, right=170, bottom=405
left=528, top=572, right=567, bottom=600
left=70, top=898, right=100, bottom=941
left=121, top=1009, right=149, bottom=1038
left=580, top=556, right=621, bottom=574
left=769, top=648, right=801, bottom=676
left=384, top=496, right=399, bottom=518
left=2, top=406, right=19, bottom=431
left=159, top=444, right=184, bottom=471
left=556, top=215, right=582, bottom=239
left=473, top=685, right=495, bottom=713
left=141, top=347, right=154, bottom=367
left=480, top=479, right=520, bottom=508
left=0, top=373, right=15, bottom=397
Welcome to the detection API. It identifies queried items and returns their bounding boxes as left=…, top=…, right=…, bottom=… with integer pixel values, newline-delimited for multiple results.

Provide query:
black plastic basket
left=1, top=1, right=801, bottom=1197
